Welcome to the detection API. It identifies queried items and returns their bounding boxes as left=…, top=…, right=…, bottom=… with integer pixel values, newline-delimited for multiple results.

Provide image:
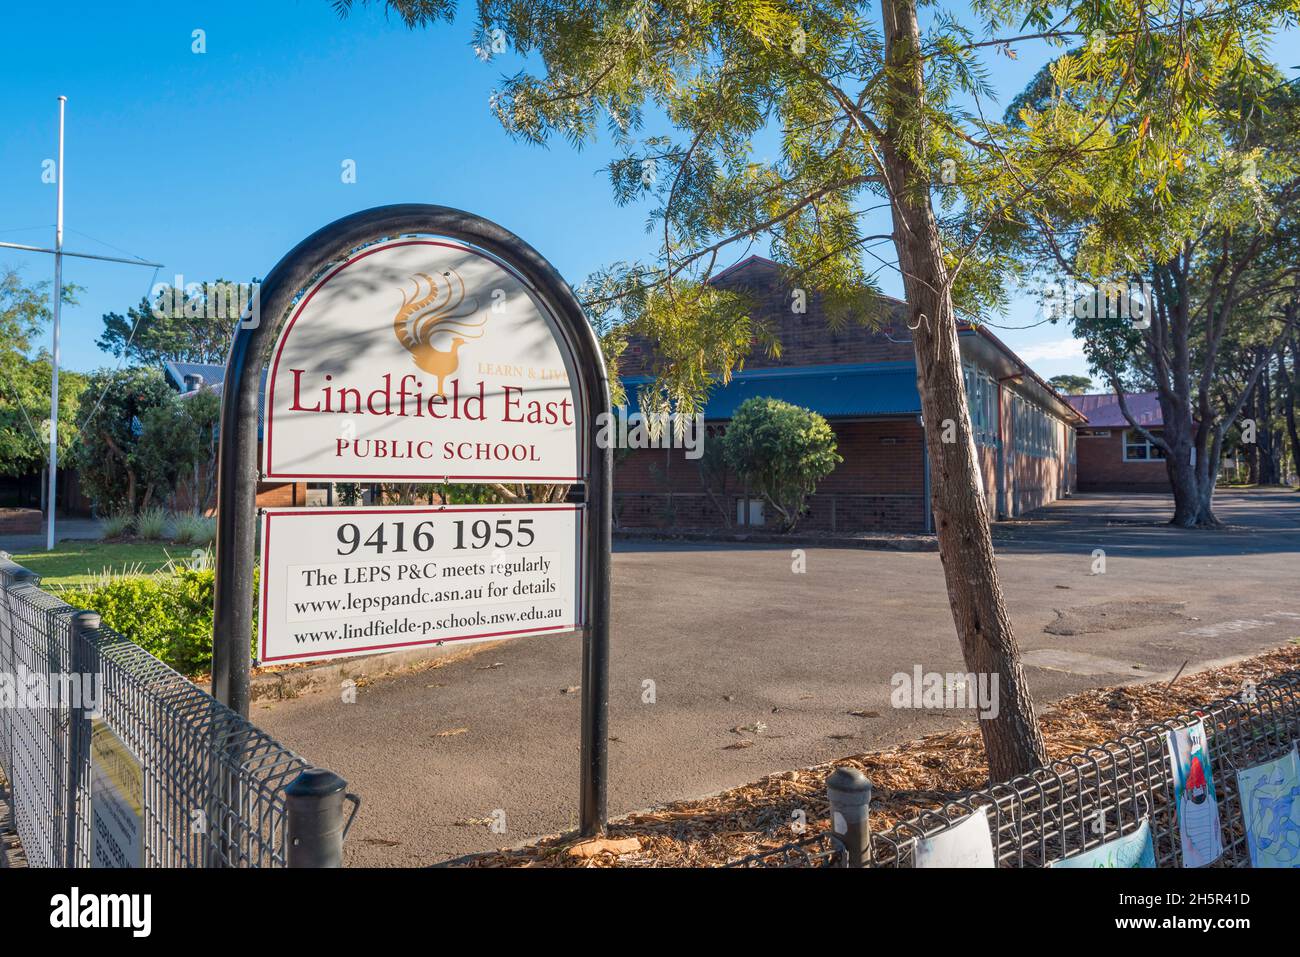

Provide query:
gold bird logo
left=392, top=270, right=488, bottom=396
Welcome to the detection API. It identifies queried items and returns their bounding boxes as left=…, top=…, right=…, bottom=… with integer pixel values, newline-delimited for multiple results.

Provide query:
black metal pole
left=212, top=204, right=612, bottom=833
left=580, top=426, right=613, bottom=837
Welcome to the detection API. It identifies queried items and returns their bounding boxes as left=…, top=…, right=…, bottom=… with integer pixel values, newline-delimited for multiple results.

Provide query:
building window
left=1123, top=429, right=1165, bottom=461
left=963, top=363, right=998, bottom=447
left=1010, top=395, right=1061, bottom=459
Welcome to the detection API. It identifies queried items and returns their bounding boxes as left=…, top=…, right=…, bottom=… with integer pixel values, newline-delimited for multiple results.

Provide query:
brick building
left=615, top=256, right=1086, bottom=533
left=1065, top=391, right=1172, bottom=493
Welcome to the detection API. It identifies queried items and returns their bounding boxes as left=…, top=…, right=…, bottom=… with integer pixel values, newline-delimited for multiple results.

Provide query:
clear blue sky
left=1, top=2, right=1294, bottom=383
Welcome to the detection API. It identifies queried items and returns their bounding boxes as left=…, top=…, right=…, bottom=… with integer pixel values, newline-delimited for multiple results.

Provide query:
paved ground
left=0, top=517, right=104, bottom=554
left=253, top=490, right=1300, bottom=866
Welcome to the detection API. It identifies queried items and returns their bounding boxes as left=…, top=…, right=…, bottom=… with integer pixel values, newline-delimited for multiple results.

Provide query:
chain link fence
left=732, top=669, right=1299, bottom=868
left=0, top=554, right=352, bottom=868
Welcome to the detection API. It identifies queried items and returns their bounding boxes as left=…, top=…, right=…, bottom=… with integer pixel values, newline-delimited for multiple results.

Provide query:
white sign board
left=258, top=504, right=582, bottom=663
left=263, top=237, right=582, bottom=482
left=90, top=719, right=144, bottom=868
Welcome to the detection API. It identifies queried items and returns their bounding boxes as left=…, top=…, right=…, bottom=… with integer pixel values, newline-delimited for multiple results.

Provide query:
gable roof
left=695, top=255, right=1086, bottom=424
left=1066, top=391, right=1163, bottom=428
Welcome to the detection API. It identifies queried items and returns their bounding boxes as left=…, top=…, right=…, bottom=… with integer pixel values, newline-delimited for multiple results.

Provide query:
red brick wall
left=1076, top=429, right=1170, bottom=491
left=0, top=508, right=41, bottom=534
left=254, top=482, right=308, bottom=508
left=619, top=259, right=914, bottom=378
left=614, top=418, right=927, bottom=532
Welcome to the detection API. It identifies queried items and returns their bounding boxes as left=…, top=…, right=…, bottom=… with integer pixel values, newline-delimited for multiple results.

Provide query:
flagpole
left=47, top=95, right=66, bottom=551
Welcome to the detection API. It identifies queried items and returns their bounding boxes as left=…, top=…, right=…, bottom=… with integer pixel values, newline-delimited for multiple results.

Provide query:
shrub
left=173, top=513, right=215, bottom=545
left=722, top=397, right=841, bottom=531
left=135, top=506, right=168, bottom=540
left=61, top=567, right=258, bottom=677
left=101, top=511, right=134, bottom=539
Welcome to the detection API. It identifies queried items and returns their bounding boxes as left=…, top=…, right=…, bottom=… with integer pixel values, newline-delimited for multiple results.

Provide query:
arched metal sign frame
left=213, top=204, right=612, bottom=836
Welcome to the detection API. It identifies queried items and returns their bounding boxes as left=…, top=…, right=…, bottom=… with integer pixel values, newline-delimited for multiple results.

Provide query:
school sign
left=212, top=205, right=613, bottom=835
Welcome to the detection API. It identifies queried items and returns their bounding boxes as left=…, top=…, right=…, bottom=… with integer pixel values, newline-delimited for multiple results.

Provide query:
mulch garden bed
left=455, top=641, right=1300, bottom=867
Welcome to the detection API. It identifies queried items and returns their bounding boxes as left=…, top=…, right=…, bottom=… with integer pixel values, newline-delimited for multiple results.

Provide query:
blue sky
left=1, top=2, right=1294, bottom=384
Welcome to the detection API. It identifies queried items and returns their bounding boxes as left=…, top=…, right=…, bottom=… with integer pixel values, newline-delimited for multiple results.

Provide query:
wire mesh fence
left=0, top=555, right=315, bottom=867
left=869, top=670, right=1300, bottom=867
left=730, top=669, right=1298, bottom=868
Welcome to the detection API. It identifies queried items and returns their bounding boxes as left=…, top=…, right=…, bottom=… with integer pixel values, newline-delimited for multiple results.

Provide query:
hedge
left=61, top=568, right=258, bottom=677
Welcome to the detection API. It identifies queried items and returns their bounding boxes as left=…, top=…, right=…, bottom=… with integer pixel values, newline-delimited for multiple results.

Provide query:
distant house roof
left=167, top=361, right=268, bottom=438
left=164, top=361, right=227, bottom=391
left=624, top=361, right=922, bottom=420
left=1066, top=391, right=1163, bottom=428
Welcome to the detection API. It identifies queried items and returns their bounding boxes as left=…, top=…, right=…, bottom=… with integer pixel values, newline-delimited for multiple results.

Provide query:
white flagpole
left=46, top=95, right=66, bottom=551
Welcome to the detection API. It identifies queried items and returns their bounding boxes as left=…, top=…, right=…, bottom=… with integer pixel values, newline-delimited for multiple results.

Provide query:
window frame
left=1122, top=428, right=1165, bottom=462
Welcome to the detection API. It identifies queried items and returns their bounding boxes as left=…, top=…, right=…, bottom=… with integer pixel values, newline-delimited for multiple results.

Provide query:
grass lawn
left=9, top=541, right=196, bottom=588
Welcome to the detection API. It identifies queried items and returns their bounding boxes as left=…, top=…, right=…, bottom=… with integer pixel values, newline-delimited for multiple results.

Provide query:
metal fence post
left=1, top=568, right=40, bottom=821
left=64, top=610, right=100, bottom=866
left=827, top=766, right=873, bottom=867
left=284, top=767, right=360, bottom=867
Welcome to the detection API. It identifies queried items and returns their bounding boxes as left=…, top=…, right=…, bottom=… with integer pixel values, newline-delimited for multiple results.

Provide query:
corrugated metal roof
left=624, top=362, right=921, bottom=420
left=164, top=361, right=227, bottom=391
left=1066, top=391, right=1163, bottom=428
left=175, top=367, right=268, bottom=439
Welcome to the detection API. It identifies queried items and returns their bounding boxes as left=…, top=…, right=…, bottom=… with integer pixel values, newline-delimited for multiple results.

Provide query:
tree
left=133, top=388, right=222, bottom=514
left=335, top=0, right=1296, bottom=778
left=1010, top=61, right=1300, bottom=525
left=70, top=367, right=174, bottom=513
left=1048, top=374, right=1093, bottom=395
left=98, top=278, right=252, bottom=366
left=0, top=269, right=85, bottom=477
left=723, top=398, right=840, bottom=530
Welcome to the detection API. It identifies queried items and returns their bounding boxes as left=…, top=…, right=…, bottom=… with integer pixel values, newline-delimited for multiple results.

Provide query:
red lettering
left=289, top=369, right=321, bottom=412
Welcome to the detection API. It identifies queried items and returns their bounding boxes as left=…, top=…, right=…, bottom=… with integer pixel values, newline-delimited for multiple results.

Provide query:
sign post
left=213, top=205, right=612, bottom=836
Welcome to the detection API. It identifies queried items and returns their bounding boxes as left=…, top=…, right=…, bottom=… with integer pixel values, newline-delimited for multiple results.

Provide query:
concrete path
left=0, top=517, right=104, bottom=554
left=253, top=490, right=1300, bottom=866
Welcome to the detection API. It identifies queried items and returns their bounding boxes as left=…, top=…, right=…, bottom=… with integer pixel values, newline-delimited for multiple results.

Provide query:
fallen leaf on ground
left=566, top=837, right=641, bottom=859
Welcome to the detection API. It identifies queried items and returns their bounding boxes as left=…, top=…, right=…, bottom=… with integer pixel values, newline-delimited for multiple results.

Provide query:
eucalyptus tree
left=1009, top=60, right=1300, bottom=524
left=335, top=0, right=1298, bottom=778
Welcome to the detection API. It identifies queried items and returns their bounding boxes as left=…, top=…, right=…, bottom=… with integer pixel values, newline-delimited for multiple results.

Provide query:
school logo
left=392, top=270, right=488, bottom=395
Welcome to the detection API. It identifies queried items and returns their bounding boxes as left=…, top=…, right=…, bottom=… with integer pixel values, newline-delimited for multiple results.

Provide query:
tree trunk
left=1283, top=337, right=1300, bottom=485
left=1256, top=352, right=1280, bottom=485
left=880, top=0, right=1048, bottom=780
left=1163, top=425, right=1218, bottom=526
